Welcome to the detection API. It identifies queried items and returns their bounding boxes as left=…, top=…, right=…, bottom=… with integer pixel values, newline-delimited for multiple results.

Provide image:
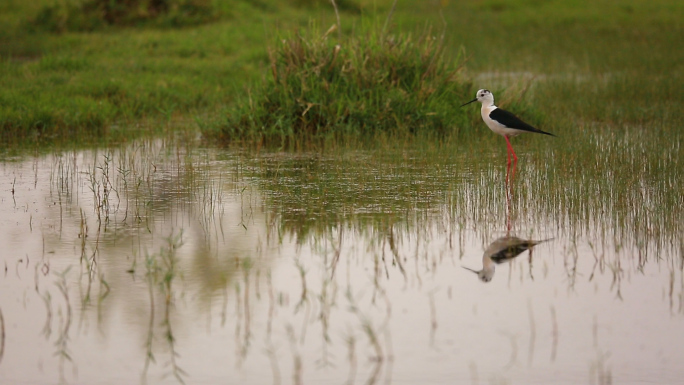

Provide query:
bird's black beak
left=460, top=98, right=477, bottom=107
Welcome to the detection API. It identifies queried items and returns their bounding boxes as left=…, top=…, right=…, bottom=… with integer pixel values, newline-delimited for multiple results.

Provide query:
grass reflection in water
left=0, top=134, right=682, bottom=384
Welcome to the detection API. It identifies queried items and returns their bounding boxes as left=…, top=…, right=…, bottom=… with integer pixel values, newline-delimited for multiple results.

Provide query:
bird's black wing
left=490, top=108, right=555, bottom=136
left=490, top=243, right=534, bottom=264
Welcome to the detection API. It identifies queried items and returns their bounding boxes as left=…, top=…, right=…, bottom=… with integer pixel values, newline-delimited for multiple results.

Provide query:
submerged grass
left=241, top=135, right=681, bottom=267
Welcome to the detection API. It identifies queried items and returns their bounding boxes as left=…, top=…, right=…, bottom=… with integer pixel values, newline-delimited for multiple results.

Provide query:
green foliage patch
left=1, top=0, right=683, bottom=148
left=212, top=25, right=472, bottom=144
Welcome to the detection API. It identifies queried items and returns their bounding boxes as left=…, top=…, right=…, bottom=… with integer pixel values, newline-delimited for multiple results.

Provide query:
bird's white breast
left=480, top=105, right=505, bottom=136
left=480, top=105, right=520, bottom=137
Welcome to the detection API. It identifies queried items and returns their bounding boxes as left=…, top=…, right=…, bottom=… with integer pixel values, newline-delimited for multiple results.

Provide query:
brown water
left=0, top=137, right=682, bottom=385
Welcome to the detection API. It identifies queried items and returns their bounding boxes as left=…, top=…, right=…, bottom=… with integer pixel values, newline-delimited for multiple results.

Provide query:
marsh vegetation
left=1, top=134, right=682, bottom=384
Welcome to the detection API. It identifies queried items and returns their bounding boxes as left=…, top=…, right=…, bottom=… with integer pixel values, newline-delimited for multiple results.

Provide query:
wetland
left=0, top=130, right=681, bottom=384
left=1, top=1, right=683, bottom=384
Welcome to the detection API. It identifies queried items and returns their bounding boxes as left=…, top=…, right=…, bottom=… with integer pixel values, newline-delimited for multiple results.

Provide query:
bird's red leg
left=504, top=137, right=512, bottom=165
left=506, top=175, right=512, bottom=234
left=504, top=136, right=518, bottom=181
left=504, top=136, right=518, bottom=164
left=510, top=158, right=517, bottom=181
left=505, top=159, right=515, bottom=234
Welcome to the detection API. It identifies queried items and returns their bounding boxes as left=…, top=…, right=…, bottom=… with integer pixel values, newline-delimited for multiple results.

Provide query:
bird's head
left=462, top=266, right=494, bottom=283
left=461, top=89, right=494, bottom=107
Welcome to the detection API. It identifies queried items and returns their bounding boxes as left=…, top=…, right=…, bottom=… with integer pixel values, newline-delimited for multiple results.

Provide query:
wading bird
left=461, top=89, right=555, bottom=164
left=463, top=236, right=553, bottom=282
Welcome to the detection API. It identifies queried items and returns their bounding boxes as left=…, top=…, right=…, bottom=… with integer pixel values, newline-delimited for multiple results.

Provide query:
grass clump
left=211, top=25, right=472, bottom=144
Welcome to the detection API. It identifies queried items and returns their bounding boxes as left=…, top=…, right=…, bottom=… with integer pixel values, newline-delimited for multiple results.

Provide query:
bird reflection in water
left=464, top=126, right=553, bottom=283
left=463, top=236, right=552, bottom=282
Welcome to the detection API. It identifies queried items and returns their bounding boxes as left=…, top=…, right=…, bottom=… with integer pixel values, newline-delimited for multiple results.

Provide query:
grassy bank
left=1, top=0, right=683, bottom=147
left=0, top=0, right=356, bottom=144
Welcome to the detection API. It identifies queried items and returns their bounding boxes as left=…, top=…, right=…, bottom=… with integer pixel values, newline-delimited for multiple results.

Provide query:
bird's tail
left=530, top=237, right=555, bottom=246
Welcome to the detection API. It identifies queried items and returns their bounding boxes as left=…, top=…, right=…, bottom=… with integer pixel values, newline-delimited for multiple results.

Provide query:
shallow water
left=0, top=137, right=682, bottom=385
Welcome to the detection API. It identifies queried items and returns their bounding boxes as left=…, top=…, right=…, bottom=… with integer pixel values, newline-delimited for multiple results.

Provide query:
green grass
left=1, top=0, right=683, bottom=148
left=412, top=0, right=684, bottom=131
left=0, top=0, right=356, bottom=144
left=28, top=0, right=219, bottom=32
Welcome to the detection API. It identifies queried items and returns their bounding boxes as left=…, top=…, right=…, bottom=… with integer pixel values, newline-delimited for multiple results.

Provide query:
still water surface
left=0, top=137, right=682, bottom=384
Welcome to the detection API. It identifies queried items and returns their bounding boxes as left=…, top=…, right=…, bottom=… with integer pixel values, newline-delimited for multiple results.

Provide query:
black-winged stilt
left=461, top=89, right=555, bottom=164
left=462, top=236, right=552, bottom=282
